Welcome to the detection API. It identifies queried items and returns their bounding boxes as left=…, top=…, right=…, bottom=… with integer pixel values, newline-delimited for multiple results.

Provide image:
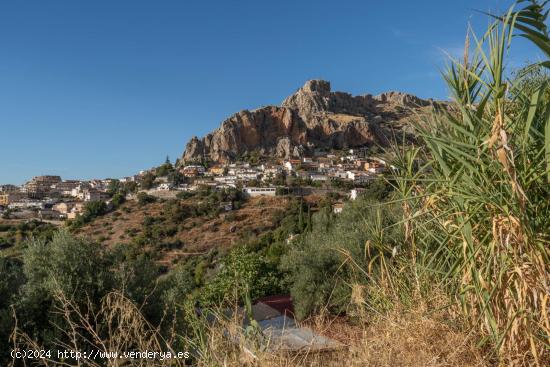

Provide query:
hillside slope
left=75, top=196, right=291, bottom=266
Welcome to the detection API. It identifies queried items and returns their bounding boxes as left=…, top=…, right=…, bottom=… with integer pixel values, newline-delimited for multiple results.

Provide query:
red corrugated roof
left=255, top=294, right=294, bottom=316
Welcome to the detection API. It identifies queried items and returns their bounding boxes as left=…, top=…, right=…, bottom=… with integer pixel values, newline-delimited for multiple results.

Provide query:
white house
left=330, top=170, right=348, bottom=180
left=157, top=183, right=173, bottom=191
left=243, top=187, right=277, bottom=197
left=310, top=174, right=328, bottom=182
left=83, top=189, right=109, bottom=202
left=346, top=171, right=374, bottom=184
left=367, top=166, right=386, bottom=174
left=283, top=160, right=301, bottom=172
left=236, top=171, right=262, bottom=181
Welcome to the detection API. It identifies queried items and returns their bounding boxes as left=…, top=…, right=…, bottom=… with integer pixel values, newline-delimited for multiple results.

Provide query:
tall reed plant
left=393, top=1, right=550, bottom=364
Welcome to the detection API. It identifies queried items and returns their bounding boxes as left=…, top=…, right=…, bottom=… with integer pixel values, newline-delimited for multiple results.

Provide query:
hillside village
left=2, top=79, right=422, bottom=224
left=0, top=149, right=391, bottom=223
left=1, top=1, right=549, bottom=364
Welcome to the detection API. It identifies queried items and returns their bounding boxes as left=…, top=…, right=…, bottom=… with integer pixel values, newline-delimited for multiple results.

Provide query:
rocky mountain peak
left=181, top=80, right=434, bottom=164
left=302, top=79, right=331, bottom=94
left=281, top=80, right=332, bottom=121
left=282, top=79, right=377, bottom=122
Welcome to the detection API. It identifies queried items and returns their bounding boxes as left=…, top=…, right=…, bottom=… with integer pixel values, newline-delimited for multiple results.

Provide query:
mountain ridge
left=181, top=80, right=435, bottom=163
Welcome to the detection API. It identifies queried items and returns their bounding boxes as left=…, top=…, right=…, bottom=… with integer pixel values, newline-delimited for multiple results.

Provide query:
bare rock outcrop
left=282, top=80, right=376, bottom=123
left=181, top=80, right=433, bottom=163
left=183, top=106, right=307, bottom=162
left=373, top=91, right=432, bottom=108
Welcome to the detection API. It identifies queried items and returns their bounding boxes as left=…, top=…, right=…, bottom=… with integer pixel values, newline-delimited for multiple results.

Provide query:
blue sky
left=0, top=0, right=538, bottom=184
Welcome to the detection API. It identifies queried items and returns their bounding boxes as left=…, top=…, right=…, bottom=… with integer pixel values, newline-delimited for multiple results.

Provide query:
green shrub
left=70, top=200, right=108, bottom=228
left=281, top=193, right=402, bottom=319
left=200, top=246, right=284, bottom=306
left=0, top=257, right=24, bottom=361
left=16, top=231, right=113, bottom=346
left=176, top=191, right=195, bottom=200
left=137, top=192, right=157, bottom=206
left=111, top=192, right=126, bottom=207
left=163, top=200, right=192, bottom=223
left=157, top=260, right=196, bottom=308
left=108, top=245, right=162, bottom=322
left=139, top=172, right=156, bottom=190
left=9, top=232, right=172, bottom=354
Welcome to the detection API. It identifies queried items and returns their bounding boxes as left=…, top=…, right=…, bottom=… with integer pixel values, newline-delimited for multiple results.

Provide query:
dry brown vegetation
left=75, top=196, right=291, bottom=265
left=10, top=288, right=488, bottom=367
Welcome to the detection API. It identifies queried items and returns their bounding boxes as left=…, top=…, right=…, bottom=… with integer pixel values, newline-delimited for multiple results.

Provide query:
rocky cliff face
left=181, top=80, right=433, bottom=163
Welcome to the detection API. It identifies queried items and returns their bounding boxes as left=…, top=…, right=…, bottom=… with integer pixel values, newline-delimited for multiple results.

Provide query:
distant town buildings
left=82, top=189, right=109, bottom=202
left=51, top=180, right=81, bottom=196
left=22, top=175, right=62, bottom=198
left=0, top=148, right=393, bottom=221
left=209, top=166, right=226, bottom=176
left=0, top=192, right=25, bottom=206
left=181, top=165, right=206, bottom=177
left=0, top=184, right=19, bottom=193
left=0, top=174, right=116, bottom=221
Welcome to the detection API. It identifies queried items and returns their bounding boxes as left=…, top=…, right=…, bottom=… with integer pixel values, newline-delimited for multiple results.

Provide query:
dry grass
left=11, top=291, right=185, bottom=367
left=10, top=287, right=489, bottom=367
left=193, top=315, right=488, bottom=367
left=190, top=292, right=489, bottom=367
left=349, top=308, right=488, bottom=367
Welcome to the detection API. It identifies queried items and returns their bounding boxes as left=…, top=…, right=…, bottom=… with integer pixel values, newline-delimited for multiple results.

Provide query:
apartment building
left=23, top=175, right=62, bottom=198
left=51, top=180, right=81, bottom=196
left=0, top=192, right=25, bottom=206
left=0, top=184, right=19, bottom=192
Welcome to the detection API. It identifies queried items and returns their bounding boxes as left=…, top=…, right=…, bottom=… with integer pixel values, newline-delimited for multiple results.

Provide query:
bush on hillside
left=15, top=231, right=113, bottom=347
left=111, top=192, right=126, bottom=207
left=281, top=192, right=402, bottom=319
left=200, top=246, right=284, bottom=306
left=137, top=192, right=157, bottom=206
left=2, top=231, right=167, bottom=359
left=0, top=257, right=24, bottom=362
left=70, top=200, right=108, bottom=228
left=139, top=172, right=156, bottom=190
